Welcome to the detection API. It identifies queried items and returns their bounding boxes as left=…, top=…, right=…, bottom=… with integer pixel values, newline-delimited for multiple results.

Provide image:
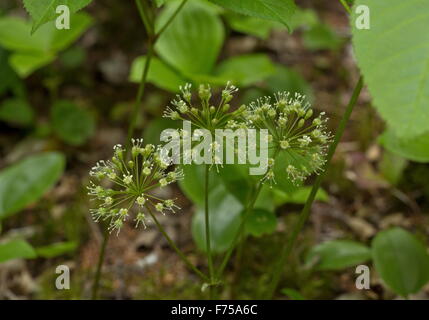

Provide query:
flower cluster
left=88, top=139, right=183, bottom=234
left=163, top=82, right=246, bottom=131
left=243, top=92, right=331, bottom=185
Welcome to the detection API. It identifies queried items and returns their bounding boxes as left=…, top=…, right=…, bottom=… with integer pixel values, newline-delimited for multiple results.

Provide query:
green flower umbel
left=163, top=82, right=246, bottom=131
left=244, top=92, right=331, bottom=185
left=88, top=139, right=183, bottom=234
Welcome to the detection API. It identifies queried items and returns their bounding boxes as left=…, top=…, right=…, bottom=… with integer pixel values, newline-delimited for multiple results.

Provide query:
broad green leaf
left=192, top=185, right=243, bottom=253
left=51, top=100, right=95, bottom=145
left=379, top=150, right=408, bottom=186
left=306, top=240, right=371, bottom=271
left=209, top=0, right=296, bottom=31
left=281, top=288, right=305, bottom=300
left=154, top=0, right=165, bottom=7
left=218, top=164, right=254, bottom=204
left=214, top=54, right=276, bottom=87
left=379, top=129, right=429, bottom=163
left=352, top=0, right=429, bottom=138
left=265, top=65, right=313, bottom=102
left=143, top=118, right=182, bottom=145
left=224, top=12, right=282, bottom=39
left=0, top=152, right=65, bottom=219
left=0, top=98, right=34, bottom=126
left=303, top=23, right=342, bottom=51
left=272, top=186, right=328, bottom=206
left=35, top=241, right=77, bottom=258
left=0, top=13, right=91, bottom=77
left=50, top=12, right=93, bottom=51
left=0, top=17, right=52, bottom=52
left=129, top=56, right=185, bottom=92
left=245, top=208, right=277, bottom=237
left=10, top=51, right=55, bottom=77
left=0, top=48, right=25, bottom=96
left=156, top=0, right=224, bottom=75
left=0, top=239, right=36, bottom=263
left=372, top=227, right=429, bottom=297
left=23, top=0, right=92, bottom=33
left=178, top=164, right=223, bottom=207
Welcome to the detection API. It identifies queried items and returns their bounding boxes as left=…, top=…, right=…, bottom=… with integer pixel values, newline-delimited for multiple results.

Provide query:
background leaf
left=35, top=241, right=77, bottom=258
left=23, top=0, right=92, bottom=33
left=245, top=208, right=277, bottom=237
left=209, top=0, right=296, bottom=31
left=155, top=0, right=224, bottom=76
left=0, top=98, right=34, bottom=126
left=379, top=129, right=429, bottom=163
left=372, top=227, right=429, bottom=297
left=306, top=240, right=371, bottom=270
left=0, top=152, right=65, bottom=219
left=51, top=100, right=95, bottom=145
left=0, top=239, right=36, bottom=263
left=352, top=0, right=429, bottom=138
left=129, top=56, right=185, bottom=92
left=214, top=54, right=276, bottom=86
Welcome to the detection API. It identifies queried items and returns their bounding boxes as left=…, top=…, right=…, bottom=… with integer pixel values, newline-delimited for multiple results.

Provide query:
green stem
left=264, top=76, right=364, bottom=299
left=339, top=0, right=352, bottom=14
left=216, top=182, right=263, bottom=278
left=127, top=0, right=188, bottom=144
left=154, top=0, right=189, bottom=41
left=147, top=207, right=209, bottom=281
left=127, top=42, right=154, bottom=145
left=91, top=228, right=110, bottom=300
left=204, top=164, right=215, bottom=299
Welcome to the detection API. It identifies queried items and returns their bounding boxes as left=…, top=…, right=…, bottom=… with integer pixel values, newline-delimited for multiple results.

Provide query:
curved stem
left=127, top=42, right=154, bottom=145
left=147, top=207, right=209, bottom=281
left=264, top=76, right=364, bottom=299
left=204, top=165, right=215, bottom=299
left=154, top=0, right=189, bottom=41
left=216, top=182, right=263, bottom=278
left=91, top=228, right=110, bottom=300
left=339, top=0, right=352, bottom=14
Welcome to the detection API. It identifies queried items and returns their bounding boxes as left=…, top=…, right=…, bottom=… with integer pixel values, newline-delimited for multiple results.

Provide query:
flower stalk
left=264, top=76, right=364, bottom=299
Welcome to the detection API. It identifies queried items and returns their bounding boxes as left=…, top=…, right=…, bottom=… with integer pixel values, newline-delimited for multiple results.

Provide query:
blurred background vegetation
left=0, top=0, right=429, bottom=300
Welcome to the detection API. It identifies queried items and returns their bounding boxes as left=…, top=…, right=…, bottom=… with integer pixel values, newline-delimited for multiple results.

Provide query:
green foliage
left=281, top=288, right=305, bottom=300
left=0, top=98, right=34, bottom=126
left=380, top=129, right=429, bottom=163
left=272, top=186, right=328, bottom=206
left=51, top=100, right=95, bottom=145
left=214, top=54, right=276, bottom=86
left=23, top=0, right=92, bottom=33
left=0, top=152, right=65, bottom=220
left=35, top=241, right=77, bottom=258
left=209, top=0, right=296, bottom=31
left=265, top=65, right=313, bottom=102
left=191, top=183, right=243, bottom=253
left=0, top=48, right=24, bottom=96
left=379, top=151, right=408, bottom=186
left=352, top=0, right=429, bottom=139
left=245, top=208, right=277, bottom=237
left=224, top=12, right=282, bottom=39
left=179, top=165, right=243, bottom=253
left=0, top=239, right=36, bottom=263
left=372, top=228, right=429, bottom=297
left=303, top=23, right=342, bottom=51
left=306, top=240, right=371, bottom=270
left=129, top=56, right=185, bottom=92
left=156, top=0, right=224, bottom=76
left=0, top=13, right=92, bottom=77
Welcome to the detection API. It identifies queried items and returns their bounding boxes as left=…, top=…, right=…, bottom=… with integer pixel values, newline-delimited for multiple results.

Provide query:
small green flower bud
left=280, top=140, right=289, bottom=149
left=298, top=118, right=305, bottom=128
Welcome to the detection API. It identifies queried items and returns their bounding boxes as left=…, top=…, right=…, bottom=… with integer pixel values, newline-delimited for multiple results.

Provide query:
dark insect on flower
left=88, top=139, right=183, bottom=234
left=243, top=92, right=331, bottom=185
